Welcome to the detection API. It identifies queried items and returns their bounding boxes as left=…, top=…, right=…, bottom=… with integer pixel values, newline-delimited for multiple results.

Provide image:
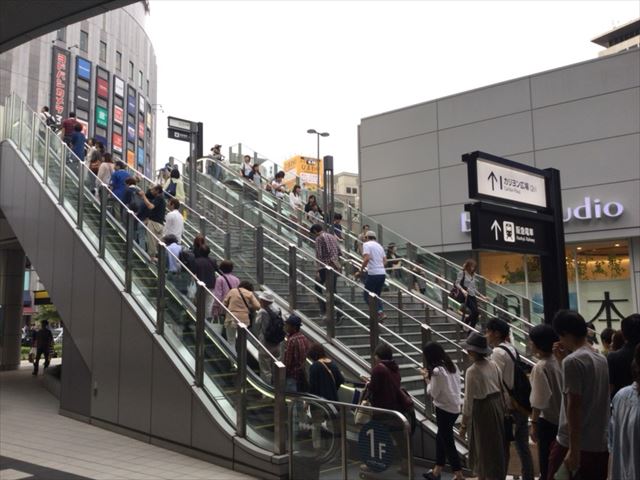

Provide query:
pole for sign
left=540, top=168, right=569, bottom=322
left=189, top=130, right=197, bottom=210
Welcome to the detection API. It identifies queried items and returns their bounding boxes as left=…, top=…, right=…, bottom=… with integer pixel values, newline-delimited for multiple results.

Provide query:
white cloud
left=146, top=0, right=639, bottom=174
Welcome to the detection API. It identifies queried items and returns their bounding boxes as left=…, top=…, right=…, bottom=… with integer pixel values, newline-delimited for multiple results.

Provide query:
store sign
left=138, top=120, right=145, bottom=138
left=463, top=151, right=548, bottom=210
left=112, top=132, right=123, bottom=153
left=96, top=106, right=108, bottom=127
left=49, top=47, right=70, bottom=121
left=76, top=57, right=91, bottom=81
left=137, top=147, right=145, bottom=167
left=127, top=124, right=135, bottom=142
left=127, top=95, right=136, bottom=113
left=114, top=76, right=125, bottom=98
left=466, top=202, right=551, bottom=255
left=460, top=197, right=625, bottom=232
left=97, top=77, right=109, bottom=98
left=139, top=95, right=145, bottom=113
left=127, top=150, right=135, bottom=167
left=114, top=105, right=124, bottom=125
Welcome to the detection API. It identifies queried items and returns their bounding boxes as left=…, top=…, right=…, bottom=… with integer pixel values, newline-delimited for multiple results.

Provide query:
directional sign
left=168, top=127, right=190, bottom=142
left=463, top=151, right=549, bottom=210
left=167, top=116, right=193, bottom=132
left=466, top=202, right=551, bottom=255
left=357, top=421, right=394, bottom=473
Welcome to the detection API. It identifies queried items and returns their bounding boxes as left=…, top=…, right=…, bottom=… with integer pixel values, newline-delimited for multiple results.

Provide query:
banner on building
left=49, top=46, right=70, bottom=122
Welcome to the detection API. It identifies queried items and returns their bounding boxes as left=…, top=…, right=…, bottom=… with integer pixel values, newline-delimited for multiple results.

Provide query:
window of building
left=128, top=61, right=134, bottom=80
left=352, top=187, right=357, bottom=194
left=99, top=41, right=107, bottom=63
left=80, top=30, right=89, bottom=52
left=138, top=70, right=143, bottom=88
left=346, top=187, right=352, bottom=194
left=116, top=51, right=122, bottom=72
left=56, top=28, right=66, bottom=42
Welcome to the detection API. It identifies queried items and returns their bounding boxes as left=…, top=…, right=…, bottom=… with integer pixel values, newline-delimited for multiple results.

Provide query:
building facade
left=358, top=48, right=640, bottom=323
left=0, top=2, right=157, bottom=177
left=334, top=171, right=360, bottom=209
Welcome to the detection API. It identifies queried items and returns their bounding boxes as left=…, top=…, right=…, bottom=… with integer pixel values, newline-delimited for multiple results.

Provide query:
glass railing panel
left=33, top=120, right=48, bottom=175
left=61, top=160, right=80, bottom=220
left=45, top=134, right=63, bottom=197
left=19, top=103, right=33, bottom=158
left=10, top=96, right=21, bottom=143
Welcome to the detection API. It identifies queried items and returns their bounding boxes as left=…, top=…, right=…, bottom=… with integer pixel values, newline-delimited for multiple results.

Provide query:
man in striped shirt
left=284, top=315, right=310, bottom=392
left=310, top=224, right=344, bottom=323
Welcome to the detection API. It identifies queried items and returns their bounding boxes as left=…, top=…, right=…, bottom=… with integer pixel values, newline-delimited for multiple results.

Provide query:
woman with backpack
left=307, top=343, right=345, bottom=448
left=164, top=168, right=185, bottom=203
left=223, top=280, right=260, bottom=353
left=454, top=259, right=487, bottom=329
left=421, top=342, right=463, bottom=480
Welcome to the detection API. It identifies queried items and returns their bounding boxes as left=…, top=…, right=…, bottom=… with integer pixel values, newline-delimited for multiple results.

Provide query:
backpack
left=45, top=113, right=56, bottom=127
left=165, top=180, right=177, bottom=198
left=264, top=307, right=285, bottom=344
left=498, top=345, right=532, bottom=414
left=179, top=246, right=195, bottom=271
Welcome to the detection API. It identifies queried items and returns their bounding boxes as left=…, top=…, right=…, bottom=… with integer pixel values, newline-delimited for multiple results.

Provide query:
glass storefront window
left=478, top=239, right=634, bottom=329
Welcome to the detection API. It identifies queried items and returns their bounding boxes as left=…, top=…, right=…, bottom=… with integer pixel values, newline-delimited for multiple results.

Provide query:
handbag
left=28, top=347, right=36, bottom=363
left=494, top=363, right=515, bottom=442
left=354, top=387, right=372, bottom=425
left=449, top=272, right=466, bottom=304
left=187, top=280, right=197, bottom=300
left=237, top=287, right=256, bottom=326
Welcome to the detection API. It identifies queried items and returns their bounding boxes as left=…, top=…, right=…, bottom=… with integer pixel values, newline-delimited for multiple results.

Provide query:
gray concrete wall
left=0, top=140, right=287, bottom=480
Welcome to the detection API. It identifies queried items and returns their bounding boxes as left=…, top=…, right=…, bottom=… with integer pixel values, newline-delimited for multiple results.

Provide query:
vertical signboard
left=74, top=56, right=92, bottom=132
left=94, top=66, right=110, bottom=147
left=49, top=46, right=70, bottom=123
left=112, top=76, right=125, bottom=157
left=126, top=85, right=137, bottom=167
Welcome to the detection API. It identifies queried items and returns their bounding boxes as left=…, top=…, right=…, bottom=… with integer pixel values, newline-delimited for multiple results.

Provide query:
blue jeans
left=363, top=274, right=386, bottom=313
left=505, top=409, right=534, bottom=480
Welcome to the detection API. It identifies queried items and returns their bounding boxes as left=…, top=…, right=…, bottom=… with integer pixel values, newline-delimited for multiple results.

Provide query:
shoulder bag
left=237, top=288, right=257, bottom=327
left=354, top=386, right=372, bottom=425
left=449, top=272, right=466, bottom=304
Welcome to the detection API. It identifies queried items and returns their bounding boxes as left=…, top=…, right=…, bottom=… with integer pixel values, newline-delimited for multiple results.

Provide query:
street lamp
left=307, top=129, right=329, bottom=191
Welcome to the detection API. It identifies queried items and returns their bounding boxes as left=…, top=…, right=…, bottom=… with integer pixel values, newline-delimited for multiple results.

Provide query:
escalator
left=0, top=94, right=350, bottom=479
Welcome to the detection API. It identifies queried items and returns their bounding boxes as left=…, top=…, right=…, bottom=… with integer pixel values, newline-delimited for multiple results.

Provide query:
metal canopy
left=0, top=0, right=138, bottom=54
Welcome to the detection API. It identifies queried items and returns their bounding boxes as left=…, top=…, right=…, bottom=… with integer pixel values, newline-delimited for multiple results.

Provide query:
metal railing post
left=156, top=242, right=167, bottom=335
left=17, top=99, right=24, bottom=150
left=456, top=322, right=466, bottom=364
left=276, top=199, right=282, bottom=234
left=98, top=185, right=108, bottom=258
left=522, top=297, right=531, bottom=321
left=340, top=405, right=348, bottom=480
left=346, top=207, right=353, bottom=252
left=441, top=261, right=450, bottom=310
left=77, top=165, right=85, bottom=228
left=421, top=324, right=433, bottom=412
left=368, top=293, right=379, bottom=367
left=199, top=215, right=207, bottom=240
left=326, top=268, right=336, bottom=338
left=236, top=323, right=248, bottom=438
left=425, top=305, right=431, bottom=324
left=124, top=210, right=135, bottom=293
left=397, top=290, right=404, bottom=333
left=43, top=128, right=50, bottom=184
left=288, top=244, right=297, bottom=311
left=376, top=223, right=384, bottom=246
left=256, top=226, right=264, bottom=285
left=194, top=282, right=206, bottom=387
left=273, top=361, right=286, bottom=455
left=58, top=148, right=66, bottom=205
left=297, top=209, right=303, bottom=248
left=30, top=112, right=37, bottom=166
left=224, top=232, right=231, bottom=260
left=407, top=242, right=417, bottom=263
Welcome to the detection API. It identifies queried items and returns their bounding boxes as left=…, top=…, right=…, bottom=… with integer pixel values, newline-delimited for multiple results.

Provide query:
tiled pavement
left=0, top=362, right=256, bottom=480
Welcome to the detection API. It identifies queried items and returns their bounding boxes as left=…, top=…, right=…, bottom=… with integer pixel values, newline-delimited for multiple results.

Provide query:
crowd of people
left=419, top=311, right=640, bottom=480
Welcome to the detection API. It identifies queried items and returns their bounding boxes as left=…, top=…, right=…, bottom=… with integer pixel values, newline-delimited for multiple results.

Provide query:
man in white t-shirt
left=486, top=318, right=534, bottom=480
left=163, top=198, right=184, bottom=244
left=359, top=231, right=387, bottom=320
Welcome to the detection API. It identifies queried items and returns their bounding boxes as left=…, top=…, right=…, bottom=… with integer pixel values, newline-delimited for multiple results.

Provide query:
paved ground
left=0, top=361, right=255, bottom=480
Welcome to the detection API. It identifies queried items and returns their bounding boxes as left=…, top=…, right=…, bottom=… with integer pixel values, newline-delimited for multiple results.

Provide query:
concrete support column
left=0, top=247, right=25, bottom=371
left=630, top=237, right=640, bottom=315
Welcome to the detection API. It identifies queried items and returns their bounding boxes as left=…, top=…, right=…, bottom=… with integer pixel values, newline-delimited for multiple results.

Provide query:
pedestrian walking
left=421, top=342, right=463, bottom=480
left=212, top=260, right=240, bottom=323
left=460, top=332, right=507, bottom=480
left=386, top=243, right=402, bottom=279
left=289, top=185, right=304, bottom=211
left=96, top=153, right=114, bottom=187
left=164, top=168, right=185, bottom=203
left=283, top=314, right=311, bottom=393
left=360, top=230, right=387, bottom=321
left=309, top=224, right=343, bottom=323
left=608, top=313, right=640, bottom=398
left=192, top=244, right=217, bottom=322
left=138, top=185, right=166, bottom=261
left=254, top=292, right=285, bottom=384
left=60, top=111, right=79, bottom=146
left=163, top=198, right=184, bottom=244
left=31, top=320, right=54, bottom=375
left=455, top=259, right=485, bottom=329
left=241, top=154, right=253, bottom=178
left=223, top=281, right=260, bottom=353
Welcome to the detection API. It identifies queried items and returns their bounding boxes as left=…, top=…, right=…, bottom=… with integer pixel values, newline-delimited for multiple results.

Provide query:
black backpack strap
left=497, top=344, right=519, bottom=363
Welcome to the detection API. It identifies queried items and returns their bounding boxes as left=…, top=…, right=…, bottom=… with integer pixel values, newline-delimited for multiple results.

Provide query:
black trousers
left=537, top=417, right=558, bottom=480
left=464, top=295, right=479, bottom=328
left=33, top=348, right=51, bottom=373
left=435, top=407, right=461, bottom=471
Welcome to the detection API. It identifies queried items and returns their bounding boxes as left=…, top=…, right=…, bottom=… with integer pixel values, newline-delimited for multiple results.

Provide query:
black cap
left=285, top=314, right=302, bottom=328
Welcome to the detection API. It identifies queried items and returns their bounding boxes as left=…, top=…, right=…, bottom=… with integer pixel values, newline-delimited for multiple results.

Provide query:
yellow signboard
left=282, top=155, right=323, bottom=190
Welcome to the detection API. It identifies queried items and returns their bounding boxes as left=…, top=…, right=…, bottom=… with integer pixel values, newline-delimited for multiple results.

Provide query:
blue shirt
left=71, top=131, right=85, bottom=161
left=110, top=170, right=130, bottom=200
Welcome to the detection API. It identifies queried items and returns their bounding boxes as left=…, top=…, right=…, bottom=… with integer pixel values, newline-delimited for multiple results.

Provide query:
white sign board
left=168, top=117, right=191, bottom=132
left=476, top=158, right=547, bottom=209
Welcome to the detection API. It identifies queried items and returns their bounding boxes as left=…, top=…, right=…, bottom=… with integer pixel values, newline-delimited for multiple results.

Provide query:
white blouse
left=426, top=366, right=462, bottom=414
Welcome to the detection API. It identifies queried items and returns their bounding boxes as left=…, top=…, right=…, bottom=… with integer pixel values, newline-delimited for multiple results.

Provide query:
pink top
left=212, top=273, right=240, bottom=316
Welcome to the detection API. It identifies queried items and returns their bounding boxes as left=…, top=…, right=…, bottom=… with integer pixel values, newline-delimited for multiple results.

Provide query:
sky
left=146, top=0, right=639, bottom=174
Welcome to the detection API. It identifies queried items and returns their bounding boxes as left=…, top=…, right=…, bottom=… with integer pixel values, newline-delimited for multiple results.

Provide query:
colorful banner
left=112, top=132, right=123, bottom=153
left=127, top=94, right=136, bottom=114
left=114, top=76, right=124, bottom=98
left=138, top=121, right=145, bottom=138
left=127, top=124, right=135, bottom=142
left=96, top=106, right=108, bottom=127
left=76, top=57, right=91, bottom=80
left=114, top=105, right=123, bottom=125
left=49, top=47, right=70, bottom=122
left=138, top=95, right=145, bottom=113
left=97, top=78, right=108, bottom=98
left=137, top=147, right=145, bottom=168
left=127, top=150, right=135, bottom=167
